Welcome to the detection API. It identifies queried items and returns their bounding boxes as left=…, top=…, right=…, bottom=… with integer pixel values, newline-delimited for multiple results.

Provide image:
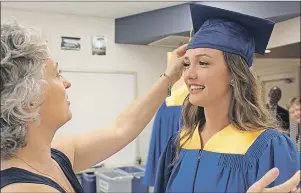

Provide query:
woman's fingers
left=247, top=168, right=279, bottom=193
left=292, top=187, right=300, bottom=193
left=266, top=170, right=300, bottom=193
left=174, top=44, right=188, bottom=57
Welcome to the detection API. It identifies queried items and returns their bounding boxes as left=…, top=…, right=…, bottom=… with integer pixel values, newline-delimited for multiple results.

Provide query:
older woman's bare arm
left=52, top=45, right=187, bottom=172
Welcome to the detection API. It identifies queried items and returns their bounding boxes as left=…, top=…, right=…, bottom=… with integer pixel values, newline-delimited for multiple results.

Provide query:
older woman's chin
left=66, top=111, right=73, bottom=121
left=57, top=113, right=72, bottom=129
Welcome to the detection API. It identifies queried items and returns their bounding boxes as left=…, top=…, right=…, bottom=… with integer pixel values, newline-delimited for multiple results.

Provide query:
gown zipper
left=191, top=149, right=203, bottom=192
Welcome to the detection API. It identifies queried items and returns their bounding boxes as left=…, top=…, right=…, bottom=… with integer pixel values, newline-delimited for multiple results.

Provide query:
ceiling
left=2, top=1, right=300, bottom=60
left=255, top=42, right=301, bottom=59
left=1, top=1, right=186, bottom=18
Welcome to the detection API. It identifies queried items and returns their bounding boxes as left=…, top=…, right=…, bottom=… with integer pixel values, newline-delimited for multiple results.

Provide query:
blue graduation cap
left=187, top=4, right=275, bottom=67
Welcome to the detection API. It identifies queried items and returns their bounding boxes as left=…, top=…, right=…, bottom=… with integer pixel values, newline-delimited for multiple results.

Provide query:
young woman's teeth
left=191, top=85, right=205, bottom=91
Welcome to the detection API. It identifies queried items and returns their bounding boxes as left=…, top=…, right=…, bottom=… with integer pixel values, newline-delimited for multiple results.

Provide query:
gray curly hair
left=1, top=20, right=49, bottom=160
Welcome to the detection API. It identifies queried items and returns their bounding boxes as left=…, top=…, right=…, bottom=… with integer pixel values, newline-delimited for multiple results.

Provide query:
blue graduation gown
left=144, top=102, right=183, bottom=186
left=154, top=124, right=300, bottom=192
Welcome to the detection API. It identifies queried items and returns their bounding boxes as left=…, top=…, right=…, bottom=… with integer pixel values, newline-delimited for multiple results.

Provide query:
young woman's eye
left=183, top=62, right=190, bottom=71
left=199, top=61, right=209, bottom=66
left=183, top=62, right=190, bottom=67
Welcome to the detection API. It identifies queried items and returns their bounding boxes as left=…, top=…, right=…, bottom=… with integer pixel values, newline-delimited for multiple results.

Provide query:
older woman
left=0, top=20, right=184, bottom=192
left=288, top=97, right=300, bottom=124
left=288, top=96, right=300, bottom=151
left=0, top=20, right=300, bottom=193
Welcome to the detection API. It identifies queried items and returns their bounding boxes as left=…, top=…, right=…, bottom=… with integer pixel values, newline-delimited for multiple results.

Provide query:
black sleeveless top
left=0, top=148, right=84, bottom=193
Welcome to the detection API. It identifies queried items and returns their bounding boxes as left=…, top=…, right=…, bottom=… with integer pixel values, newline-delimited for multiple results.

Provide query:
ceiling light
left=265, top=49, right=271, bottom=53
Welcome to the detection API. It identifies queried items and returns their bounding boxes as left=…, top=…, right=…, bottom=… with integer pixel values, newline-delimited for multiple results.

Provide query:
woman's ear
left=30, top=100, right=42, bottom=107
left=23, top=100, right=43, bottom=112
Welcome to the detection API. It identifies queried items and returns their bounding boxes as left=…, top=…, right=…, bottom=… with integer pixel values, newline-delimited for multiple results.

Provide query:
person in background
left=0, top=19, right=300, bottom=193
left=287, top=96, right=300, bottom=152
left=288, top=96, right=301, bottom=124
left=267, top=86, right=290, bottom=132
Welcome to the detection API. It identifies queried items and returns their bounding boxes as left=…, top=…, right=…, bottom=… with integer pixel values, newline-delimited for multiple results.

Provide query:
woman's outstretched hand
left=165, top=44, right=188, bottom=85
left=247, top=168, right=300, bottom=193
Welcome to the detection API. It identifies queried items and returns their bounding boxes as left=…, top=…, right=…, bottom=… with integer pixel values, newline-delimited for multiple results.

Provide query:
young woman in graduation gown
left=154, top=4, right=300, bottom=193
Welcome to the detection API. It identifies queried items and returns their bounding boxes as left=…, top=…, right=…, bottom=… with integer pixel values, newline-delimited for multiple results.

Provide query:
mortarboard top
left=187, top=4, right=275, bottom=67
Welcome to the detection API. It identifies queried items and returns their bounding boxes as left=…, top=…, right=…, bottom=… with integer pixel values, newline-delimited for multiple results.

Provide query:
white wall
left=1, top=8, right=174, bottom=163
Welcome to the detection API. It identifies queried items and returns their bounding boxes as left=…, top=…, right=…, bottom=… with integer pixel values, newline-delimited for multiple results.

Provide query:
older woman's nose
left=63, top=77, right=71, bottom=89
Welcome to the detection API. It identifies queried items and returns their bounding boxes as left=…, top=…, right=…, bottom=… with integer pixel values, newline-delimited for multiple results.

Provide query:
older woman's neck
left=15, top=123, right=55, bottom=164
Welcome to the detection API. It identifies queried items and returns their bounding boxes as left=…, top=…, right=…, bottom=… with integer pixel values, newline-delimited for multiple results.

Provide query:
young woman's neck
left=203, top=93, right=232, bottom=134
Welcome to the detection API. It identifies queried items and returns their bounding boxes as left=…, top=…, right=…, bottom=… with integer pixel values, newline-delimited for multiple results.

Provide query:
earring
left=30, top=100, right=42, bottom=107
left=230, top=79, right=234, bottom=86
left=30, top=100, right=37, bottom=106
